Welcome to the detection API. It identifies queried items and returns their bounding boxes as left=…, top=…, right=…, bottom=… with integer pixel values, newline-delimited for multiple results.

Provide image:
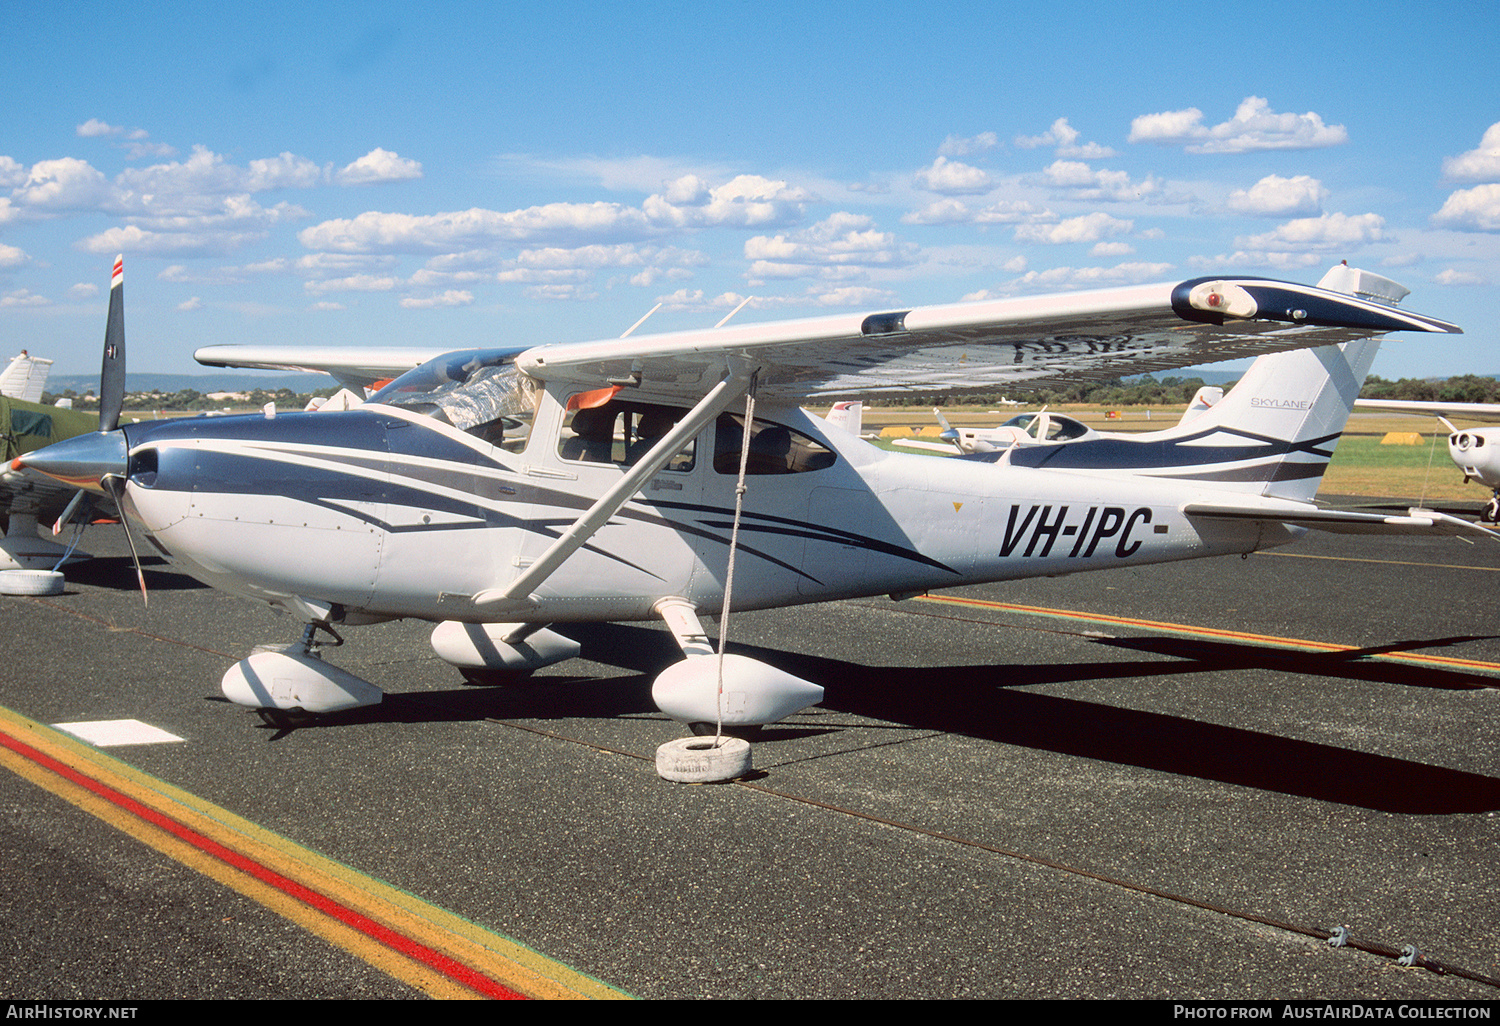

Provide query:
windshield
left=368, top=348, right=533, bottom=432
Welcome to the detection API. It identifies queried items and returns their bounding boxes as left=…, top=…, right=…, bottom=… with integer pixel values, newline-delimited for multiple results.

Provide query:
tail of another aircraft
left=824, top=400, right=863, bottom=436
left=1003, top=265, right=1413, bottom=503
left=0, top=351, right=52, bottom=404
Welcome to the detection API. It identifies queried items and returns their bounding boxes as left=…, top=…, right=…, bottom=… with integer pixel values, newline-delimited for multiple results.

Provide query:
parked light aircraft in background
left=898, top=386, right=1225, bottom=456
left=17, top=258, right=1493, bottom=733
left=1, top=350, right=106, bottom=570
left=1353, top=397, right=1500, bottom=520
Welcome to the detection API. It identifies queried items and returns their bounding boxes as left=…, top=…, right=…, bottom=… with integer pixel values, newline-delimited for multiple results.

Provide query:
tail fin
left=1003, top=265, right=1432, bottom=503
left=1161, top=265, right=1409, bottom=501
left=0, top=351, right=52, bottom=404
left=1176, top=386, right=1222, bottom=426
left=823, top=400, right=863, bottom=435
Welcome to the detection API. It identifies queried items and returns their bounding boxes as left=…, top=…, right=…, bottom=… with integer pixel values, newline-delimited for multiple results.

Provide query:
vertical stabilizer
left=1159, top=264, right=1409, bottom=502
left=823, top=400, right=863, bottom=436
left=0, top=352, right=52, bottom=404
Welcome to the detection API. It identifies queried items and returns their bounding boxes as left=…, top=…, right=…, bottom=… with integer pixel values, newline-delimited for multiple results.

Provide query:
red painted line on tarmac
left=0, top=727, right=526, bottom=1000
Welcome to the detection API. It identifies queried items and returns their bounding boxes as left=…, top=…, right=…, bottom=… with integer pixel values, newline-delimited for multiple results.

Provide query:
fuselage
left=117, top=383, right=1295, bottom=625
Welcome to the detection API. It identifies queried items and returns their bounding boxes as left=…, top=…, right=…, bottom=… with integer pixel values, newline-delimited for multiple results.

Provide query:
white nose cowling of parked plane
left=1449, top=428, right=1500, bottom=488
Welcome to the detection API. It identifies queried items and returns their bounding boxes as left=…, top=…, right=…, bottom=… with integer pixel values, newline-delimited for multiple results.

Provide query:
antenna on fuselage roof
left=620, top=303, right=662, bottom=338
left=714, top=295, right=753, bottom=328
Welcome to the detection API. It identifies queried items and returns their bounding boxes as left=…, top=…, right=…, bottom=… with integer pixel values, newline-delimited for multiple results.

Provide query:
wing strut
left=473, top=369, right=753, bottom=609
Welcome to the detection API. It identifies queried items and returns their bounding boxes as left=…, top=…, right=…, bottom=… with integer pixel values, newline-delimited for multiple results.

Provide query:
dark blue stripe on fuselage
left=965, top=426, right=1337, bottom=472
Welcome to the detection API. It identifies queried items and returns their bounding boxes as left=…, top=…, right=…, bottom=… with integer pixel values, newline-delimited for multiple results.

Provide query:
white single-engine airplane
left=901, top=386, right=1224, bottom=456
left=1353, top=397, right=1500, bottom=521
left=17, top=258, right=1494, bottom=732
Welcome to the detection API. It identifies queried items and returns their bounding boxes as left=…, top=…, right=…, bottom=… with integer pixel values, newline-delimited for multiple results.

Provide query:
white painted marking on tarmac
left=53, top=719, right=184, bottom=746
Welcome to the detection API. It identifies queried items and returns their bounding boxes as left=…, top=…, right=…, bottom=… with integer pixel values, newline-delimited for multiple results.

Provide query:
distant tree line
left=1357, top=374, right=1500, bottom=404
left=41, top=386, right=341, bottom=412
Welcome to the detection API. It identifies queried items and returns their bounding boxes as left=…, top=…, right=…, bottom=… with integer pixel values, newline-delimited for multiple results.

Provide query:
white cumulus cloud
left=299, top=202, right=653, bottom=254
left=937, top=132, right=999, bottom=157
left=14, top=158, right=113, bottom=210
left=643, top=174, right=813, bottom=228
left=1039, top=160, right=1159, bottom=202
left=401, top=290, right=473, bottom=308
left=1432, top=183, right=1500, bottom=232
left=743, top=213, right=918, bottom=284
left=913, top=157, right=994, bottom=195
left=336, top=148, right=423, bottom=186
left=1015, top=212, right=1133, bottom=245
left=1015, top=118, right=1115, bottom=158
left=1227, top=175, right=1328, bottom=216
left=1442, top=123, right=1500, bottom=182
left=1237, top=212, right=1384, bottom=251
left=1128, top=96, right=1348, bottom=154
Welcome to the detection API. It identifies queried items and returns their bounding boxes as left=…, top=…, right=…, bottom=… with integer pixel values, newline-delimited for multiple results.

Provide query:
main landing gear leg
left=220, top=621, right=385, bottom=726
left=1484, top=493, right=1500, bottom=523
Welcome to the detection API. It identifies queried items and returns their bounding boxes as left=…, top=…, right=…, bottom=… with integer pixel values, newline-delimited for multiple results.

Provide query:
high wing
left=193, top=345, right=454, bottom=392
left=514, top=274, right=1459, bottom=401
left=195, top=273, right=1459, bottom=400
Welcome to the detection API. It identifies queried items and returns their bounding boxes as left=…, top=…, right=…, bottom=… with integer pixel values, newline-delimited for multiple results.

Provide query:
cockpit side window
left=713, top=414, right=836, bottom=475
left=557, top=399, right=695, bottom=471
left=1046, top=416, right=1089, bottom=441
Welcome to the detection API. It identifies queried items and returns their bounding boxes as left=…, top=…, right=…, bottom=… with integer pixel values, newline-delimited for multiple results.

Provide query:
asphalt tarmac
left=2, top=500, right=1499, bottom=1001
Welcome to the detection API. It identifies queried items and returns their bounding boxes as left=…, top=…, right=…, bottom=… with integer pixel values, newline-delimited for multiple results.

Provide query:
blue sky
left=3, top=1, right=1499, bottom=384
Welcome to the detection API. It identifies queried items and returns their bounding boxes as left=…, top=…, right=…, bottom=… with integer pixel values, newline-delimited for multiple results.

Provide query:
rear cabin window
left=713, top=414, right=836, bottom=475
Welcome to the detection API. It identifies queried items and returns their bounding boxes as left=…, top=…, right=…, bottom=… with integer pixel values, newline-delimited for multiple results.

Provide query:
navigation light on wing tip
left=1186, top=281, right=1257, bottom=319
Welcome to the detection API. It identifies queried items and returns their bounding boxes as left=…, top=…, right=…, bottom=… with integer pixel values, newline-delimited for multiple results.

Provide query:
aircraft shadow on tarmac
left=62, top=555, right=207, bottom=592
left=241, top=621, right=1500, bottom=816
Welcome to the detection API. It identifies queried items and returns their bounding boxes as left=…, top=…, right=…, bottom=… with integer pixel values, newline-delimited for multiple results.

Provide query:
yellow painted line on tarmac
left=0, top=704, right=630, bottom=1000
left=912, top=594, right=1500, bottom=676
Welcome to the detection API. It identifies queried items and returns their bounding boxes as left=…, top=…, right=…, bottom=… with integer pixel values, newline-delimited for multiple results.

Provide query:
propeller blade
left=101, top=474, right=147, bottom=607
left=99, top=254, right=125, bottom=433
left=933, top=407, right=959, bottom=441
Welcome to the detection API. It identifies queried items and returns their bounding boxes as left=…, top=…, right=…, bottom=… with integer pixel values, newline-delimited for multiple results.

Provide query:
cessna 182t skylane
left=17, top=258, right=1495, bottom=732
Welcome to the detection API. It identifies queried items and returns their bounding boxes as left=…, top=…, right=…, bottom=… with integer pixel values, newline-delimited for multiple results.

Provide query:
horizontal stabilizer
left=1183, top=501, right=1500, bottom=539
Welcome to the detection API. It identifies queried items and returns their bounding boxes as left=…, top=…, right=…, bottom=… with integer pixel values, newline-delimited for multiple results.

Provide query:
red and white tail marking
left=111, top=254, right=123, bottom=289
